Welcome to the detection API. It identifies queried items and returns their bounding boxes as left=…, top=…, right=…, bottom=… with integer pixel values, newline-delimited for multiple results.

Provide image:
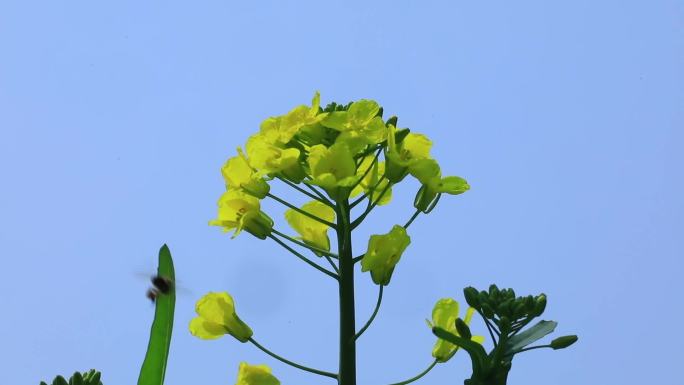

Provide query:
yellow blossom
left=189, top=292, right=253, bottom=342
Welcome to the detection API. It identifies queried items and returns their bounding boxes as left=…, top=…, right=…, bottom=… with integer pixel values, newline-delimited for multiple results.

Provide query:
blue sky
left=1, top=1, right=682, bottom=384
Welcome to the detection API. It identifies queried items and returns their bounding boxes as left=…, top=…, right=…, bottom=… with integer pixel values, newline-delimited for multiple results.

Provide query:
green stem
left=324, top=255, right=340, bottom=274
left=337, top=199, right=357, bottom=385
left=513, top=344, right=552, bottom=354
left=388, top=360, right=438, bottom=385
left=267, top=193, right=337, bottom=228
left=277, top=176, right=334, bottom=207
left=248, top=338, right=338, bottom=379
left=271, top=228, right=339, bottom=258
left=477, top=310, right=499, bottom=347
left=354, top=285, right=383, bottom=340
left=304, top=183, right=334, bottom=205
left=403, top=209, right=421, bottom=229
left=351, top=182, right=392, bottom=229
left=268, top=235, right=338, bottom=280
left=349, top=148, right=382, bottom=192
left=352, top=253, right=364, bottom=264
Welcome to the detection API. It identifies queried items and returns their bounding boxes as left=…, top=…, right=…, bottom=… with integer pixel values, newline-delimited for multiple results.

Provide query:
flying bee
left=145, top=275, right=174, bottom=303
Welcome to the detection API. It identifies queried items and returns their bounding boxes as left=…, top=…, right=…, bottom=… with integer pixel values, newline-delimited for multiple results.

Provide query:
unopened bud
left=551, top=335, right=578, bottom=350
left=242, top=179, right=270, bottom=199
left=534, top=294, right=547, bottom=316
left=243, top=211, right=274, bottom=240
left=463, top=287, right=480, bottom=308
left=455, top=318, right=472, bottom=339
left=413, top=185, right=439, bottom=213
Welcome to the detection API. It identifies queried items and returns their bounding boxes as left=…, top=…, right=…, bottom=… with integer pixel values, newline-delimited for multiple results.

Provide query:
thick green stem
left=336, top=199, right=356, bottom=385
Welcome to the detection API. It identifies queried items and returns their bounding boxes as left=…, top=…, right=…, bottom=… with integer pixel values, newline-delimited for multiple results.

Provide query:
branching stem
left=249, top=338, right=338, bottom=379
left=268, top=235, right=338, bottom=280
left=388, top=360, right=439, bottom=385
left=354, top=285, right=383, bottom=340
left=267, top=193, right=337, bottom=228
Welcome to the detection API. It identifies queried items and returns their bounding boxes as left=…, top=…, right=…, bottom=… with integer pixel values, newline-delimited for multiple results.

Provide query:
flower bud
left=413, top=185, right=440, bottom=213
left=463, top=287, right=480, bottom=308
left=385, top=157, right=409, bottom=183
left=534, top=294, right=547, bottom=316
left=551, top=335, right=578, bottom=350
left=243, top=178, right=271, bottom=199
left=455, top=318, right=472, bottom=339
left=242, top=211, right=274, bottom=240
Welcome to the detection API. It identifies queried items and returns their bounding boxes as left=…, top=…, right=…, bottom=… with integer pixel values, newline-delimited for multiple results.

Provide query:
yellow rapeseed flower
left=189, top=292, right=253, bottom=342
left=428, top=298, right=484, bottom=362
left=234, top=362, right=280, bottom=385
left=284, top=200, right=336, bottom=254
left=360, top=225, right=411, bottom=285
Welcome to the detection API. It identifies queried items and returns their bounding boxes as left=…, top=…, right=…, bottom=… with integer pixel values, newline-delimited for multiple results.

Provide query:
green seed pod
left=463, top=287, right=480, bottom=308
left=455, top=318, right=472, bottom=339
left=551, top=335, right=578, bottom=350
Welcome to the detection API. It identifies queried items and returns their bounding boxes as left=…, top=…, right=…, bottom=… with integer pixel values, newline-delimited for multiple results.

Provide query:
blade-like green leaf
left=505, top=320, right=557, bottom=354
left=137, top=244, right=176, bottom=385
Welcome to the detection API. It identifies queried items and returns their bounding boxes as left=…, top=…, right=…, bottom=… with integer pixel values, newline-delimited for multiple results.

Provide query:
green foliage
left=137, top=245, right=176, bottom=385
left=40, top=369, right=102, bottom=385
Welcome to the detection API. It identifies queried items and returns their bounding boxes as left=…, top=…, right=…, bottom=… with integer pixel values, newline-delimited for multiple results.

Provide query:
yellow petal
left=235, top=362, right=280, bottom=385
left=189, top=317, right=226, bottom=340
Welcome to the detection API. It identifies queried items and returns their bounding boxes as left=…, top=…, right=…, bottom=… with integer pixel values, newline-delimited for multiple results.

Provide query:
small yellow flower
left=245, top=133, right=302, bottom=176
left=221, top=149, right=270, bottom=198
left=234, top=362, right=280, bottom=385
left=307, top=142, right=359, bottom=198
left=209, top=190, right=273, bottom=239
left=350, top=155, right=392, bottom=206
left=428, top=298, right=484, bottom=362
left=385, top=124, right=433, bottom=182
left=321, top=99, right=386, bottom=154
left=285, top=200, right=336, bottom=253
left=360, top=225, right=411, bottom=285
left=410, top=159, right=470, bottom=212
left=189, top=292, right=253, bottom=342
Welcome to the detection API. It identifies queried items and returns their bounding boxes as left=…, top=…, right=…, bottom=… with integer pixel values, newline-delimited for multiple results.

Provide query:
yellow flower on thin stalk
left=427, top=298, right=484, bottom=362
left=234, top=362, right=280, bottom=385
left=209, top=190, right=273, bottom=239
left=284, top=200, right=336, bottom=254
left=361, top=225, right=411, bottom=285
left=189, top=292, right=253, bottom=342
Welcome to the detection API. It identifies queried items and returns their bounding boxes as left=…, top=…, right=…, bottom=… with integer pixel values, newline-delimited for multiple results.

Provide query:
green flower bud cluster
left=463, top=284, right=547, bottom=333
left=432, top=285, right=577, bottom=385
left=40, top=369, right=103, bottom=385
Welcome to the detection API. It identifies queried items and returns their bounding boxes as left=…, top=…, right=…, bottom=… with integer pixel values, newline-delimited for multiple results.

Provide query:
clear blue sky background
left=1, top=1, right=682, bottom=384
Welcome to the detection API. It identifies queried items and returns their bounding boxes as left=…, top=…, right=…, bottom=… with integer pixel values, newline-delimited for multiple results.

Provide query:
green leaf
left=505, top=320, right=557, bottom=354
left=137, top=244, right=176, bottom=385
